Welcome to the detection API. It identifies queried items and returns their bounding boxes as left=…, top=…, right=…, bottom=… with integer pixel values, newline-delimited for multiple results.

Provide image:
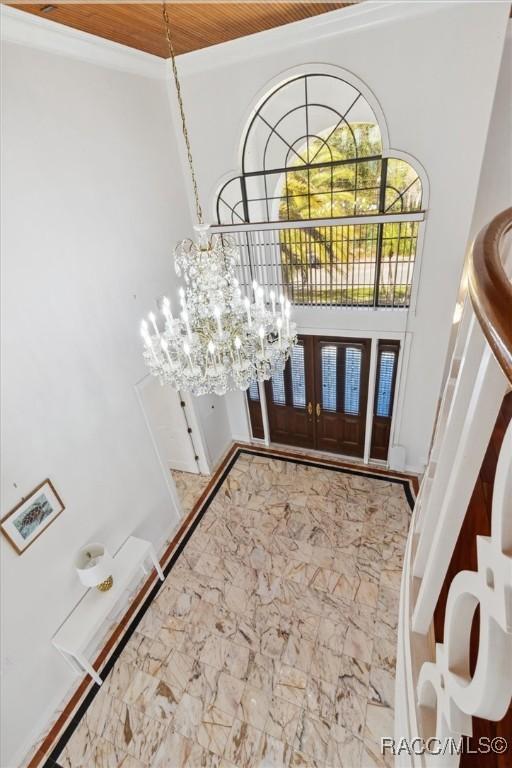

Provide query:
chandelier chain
left=139, top=6, right=296, bottom=397
left=162, top=2, right=203, bottom=225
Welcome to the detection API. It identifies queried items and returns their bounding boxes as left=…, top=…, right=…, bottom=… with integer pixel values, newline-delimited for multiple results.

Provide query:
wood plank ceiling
left=8, top=3, right=353, bottom=58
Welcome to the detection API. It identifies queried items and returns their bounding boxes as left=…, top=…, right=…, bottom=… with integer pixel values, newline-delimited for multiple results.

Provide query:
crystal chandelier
left=139, top=4, right=296, bottom=397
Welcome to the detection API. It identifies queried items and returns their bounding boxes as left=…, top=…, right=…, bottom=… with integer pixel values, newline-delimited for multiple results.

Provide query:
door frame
left=245, top=328, right=406, bottom=466
left=135, top=375, right=210, bottom=476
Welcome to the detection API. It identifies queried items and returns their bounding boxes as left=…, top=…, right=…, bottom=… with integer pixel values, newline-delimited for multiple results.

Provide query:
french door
left=265, top=336, right=316, bottom=449
left=250, top=335, right=371, bottom=458
left=314, top=337, right=371, bottom=457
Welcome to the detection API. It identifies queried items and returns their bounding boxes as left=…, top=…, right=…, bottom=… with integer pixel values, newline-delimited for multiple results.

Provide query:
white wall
left=0, top=11, right=194, bottom=766
left=469, top=25, right=511, bottom=237
left=442, top=23, right=512, bottom=380
left=169, top=0, right=510, bottom=472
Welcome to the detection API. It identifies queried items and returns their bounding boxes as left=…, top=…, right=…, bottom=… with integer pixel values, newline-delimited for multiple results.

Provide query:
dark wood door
left=256, top=334, right=371, bottom=457
left=314, top=337, right=371, bottom=458
left=265, top=335, right=315, bottom=448
left=370, top=340, right=400, bottom=460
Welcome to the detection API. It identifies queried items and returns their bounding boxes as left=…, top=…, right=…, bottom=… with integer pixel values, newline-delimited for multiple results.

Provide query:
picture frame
left=1, top=479, right=65, bottom=555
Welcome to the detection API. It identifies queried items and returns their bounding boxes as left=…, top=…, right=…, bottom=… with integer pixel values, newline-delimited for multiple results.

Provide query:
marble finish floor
left=59, top=452, right=410, bottom=768
left=172, top=470, right=211, bottom=515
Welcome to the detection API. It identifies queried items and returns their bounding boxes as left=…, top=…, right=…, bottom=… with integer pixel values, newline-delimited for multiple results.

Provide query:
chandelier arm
left=162, top=2, right=204, bottom=226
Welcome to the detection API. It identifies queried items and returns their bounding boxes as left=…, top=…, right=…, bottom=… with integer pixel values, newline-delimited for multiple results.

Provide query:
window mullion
left=240, top=175, right=250, bottom=224
left=374, top=157, right=388, bottom=307
left=337, top=345, right=345, bottom=413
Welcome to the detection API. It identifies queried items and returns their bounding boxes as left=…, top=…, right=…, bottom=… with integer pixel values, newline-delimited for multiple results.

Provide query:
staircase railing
left=395, top=208, right=512, bottom=766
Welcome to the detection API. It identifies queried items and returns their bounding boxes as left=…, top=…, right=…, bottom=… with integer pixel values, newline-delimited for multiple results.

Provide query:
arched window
left=215, top=74, right=425, bottom=308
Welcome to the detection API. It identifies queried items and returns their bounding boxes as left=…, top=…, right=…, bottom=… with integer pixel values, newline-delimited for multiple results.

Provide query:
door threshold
left=268, top=441, right=387, bottom=470
left=234, top=440, right=419, bottom=491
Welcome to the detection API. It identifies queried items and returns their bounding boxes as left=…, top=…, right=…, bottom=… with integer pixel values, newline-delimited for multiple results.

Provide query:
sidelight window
left=371, top=340, right=400, bottom=460
left=248, top=379, right=260, bottom=401
left=376, top=349, right=397, bottom=418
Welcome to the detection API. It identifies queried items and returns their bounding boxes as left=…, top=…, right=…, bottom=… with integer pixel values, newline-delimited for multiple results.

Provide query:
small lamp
left=75, top=543, right=114, bottom=592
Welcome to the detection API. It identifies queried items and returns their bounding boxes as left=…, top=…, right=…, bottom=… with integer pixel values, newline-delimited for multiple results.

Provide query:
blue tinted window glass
left=291, top=345, right=306, bottom=408
left=376, top=351, right=396, bottom=417
left=321, top=346, right=337, bottom=411
left=271, top=368, right=286, bottom=405
left=248, top=379, right=259, bottom=401
left=344, top=347, right=362, bottom=415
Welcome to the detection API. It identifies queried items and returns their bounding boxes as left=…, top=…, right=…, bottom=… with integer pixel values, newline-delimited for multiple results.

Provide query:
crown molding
left=0, top=5, right=166, bottom=79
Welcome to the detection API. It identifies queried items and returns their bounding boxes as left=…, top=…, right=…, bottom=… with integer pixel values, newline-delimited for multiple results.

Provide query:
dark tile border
left=45, top=446, right=414, bottom=767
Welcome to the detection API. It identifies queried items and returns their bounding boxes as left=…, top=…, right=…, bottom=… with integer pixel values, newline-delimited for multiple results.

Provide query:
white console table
left=53, top=536, right=164, bottom=685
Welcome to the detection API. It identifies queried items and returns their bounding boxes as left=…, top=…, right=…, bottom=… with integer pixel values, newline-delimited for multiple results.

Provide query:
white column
left=363, top=337, right=378, bottom=464
left=412, top=343, right=508, bottom=635
left=258, top=379, right=271, bottom=447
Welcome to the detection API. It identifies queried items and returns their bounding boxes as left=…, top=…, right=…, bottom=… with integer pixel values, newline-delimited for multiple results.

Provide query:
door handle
left=316, top=403, right=321, bottom=418
left=307, top=402, right=313, bottom=416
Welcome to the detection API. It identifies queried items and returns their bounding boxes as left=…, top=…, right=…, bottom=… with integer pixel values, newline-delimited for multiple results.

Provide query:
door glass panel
left=271, top=368, right=286, bottom=405
left=290, top=344, right=306, bottom=407
left=344, top=347, right=362, bottom=415
left=321, top=345, right=337, bottom=412
left=376, top=351, right=396, bottom=417
left=248, top=379, right=260, bottom=401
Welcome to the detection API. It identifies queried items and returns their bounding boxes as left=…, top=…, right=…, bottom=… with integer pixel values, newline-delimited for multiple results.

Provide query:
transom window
left=215, top=73, right=425, bottom=308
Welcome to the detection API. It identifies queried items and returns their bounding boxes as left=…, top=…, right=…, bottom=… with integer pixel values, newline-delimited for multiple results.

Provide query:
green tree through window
left=278, top=123, right=421, bottom=305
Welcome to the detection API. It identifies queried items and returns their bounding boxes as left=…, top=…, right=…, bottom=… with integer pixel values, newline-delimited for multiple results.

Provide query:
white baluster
left=417, top=419, right=512, bottom=757
left=413, top=313, right=486, bottom=578
left=413, top=300, right=473, bottom=536
left=413, top=339, right=508, bottom=635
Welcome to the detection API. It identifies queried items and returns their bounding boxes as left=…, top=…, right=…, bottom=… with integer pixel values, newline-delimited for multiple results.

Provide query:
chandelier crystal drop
left=139, top=4, right=296, bottom=397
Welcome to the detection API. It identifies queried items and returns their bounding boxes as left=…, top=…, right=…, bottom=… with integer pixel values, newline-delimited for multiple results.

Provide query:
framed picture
left=1, top=479, right=65, bottom=554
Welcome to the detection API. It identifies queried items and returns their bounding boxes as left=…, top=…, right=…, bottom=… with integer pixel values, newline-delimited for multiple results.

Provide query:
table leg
left=149, top=546, right=165, bottom=581
left=76, top=653, right=103, bottom=685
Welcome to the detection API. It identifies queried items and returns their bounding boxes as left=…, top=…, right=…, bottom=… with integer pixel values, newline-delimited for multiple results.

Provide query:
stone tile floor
left=59, top=452, right=409, bottom=767
left=172, top=470, right=211, bottom=515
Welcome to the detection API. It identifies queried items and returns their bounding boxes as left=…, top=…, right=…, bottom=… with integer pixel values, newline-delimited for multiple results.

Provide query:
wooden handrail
left=468, top=207, right=512, bottom=386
